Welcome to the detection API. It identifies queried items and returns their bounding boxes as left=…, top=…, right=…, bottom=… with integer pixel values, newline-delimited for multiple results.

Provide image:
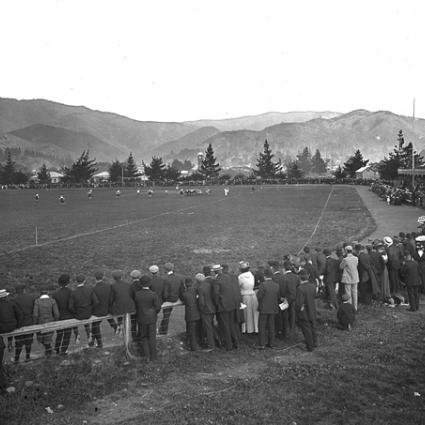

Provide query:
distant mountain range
left=184, top=111, right=340, bottom=132
left=0, top=97, right=424, bottom=170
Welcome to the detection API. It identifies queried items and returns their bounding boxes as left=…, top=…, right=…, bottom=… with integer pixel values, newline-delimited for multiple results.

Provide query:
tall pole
left=412, top=98, right=416, bottom=189
left=121, top=165, right=124, bottom=186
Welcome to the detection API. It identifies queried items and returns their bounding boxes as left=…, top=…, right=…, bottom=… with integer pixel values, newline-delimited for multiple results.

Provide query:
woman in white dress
left=238, top=261, right=259, bottom=334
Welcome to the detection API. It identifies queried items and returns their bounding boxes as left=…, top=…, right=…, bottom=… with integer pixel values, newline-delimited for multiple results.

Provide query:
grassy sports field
left=4, top=185, right=425, bottom=425
left=0, top=184, right=374, bottom=288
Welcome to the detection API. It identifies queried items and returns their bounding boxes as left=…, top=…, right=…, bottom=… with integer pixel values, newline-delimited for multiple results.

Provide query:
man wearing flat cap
left=384, top=236, right=404, bottom=296
left=159, top=263, right=185, bottom=335
left=69, top=275, right=99, bottom=346
left=0, top=289, right=23, bottom=391
left=197, top=268, right=216, bottom=350
left=212, top=264, right=239, bottom=351
left=268, top=260, right=285, bottom=339
left=110, top=270, right=136, bottom=336
left=149, top=265, right=165, bottom=306
left=133, top=275, right=161, bottom=361
left=91, top=271, right=115, bottom=348
left=340, top=246, right=359, bottom=310
left=13, top=284, right=37, bottom=362
left=413, top=235, right=425, bottom=292
left=53, top=274, right=74, bottom=355
left=323, top=249, right=340, bottom=310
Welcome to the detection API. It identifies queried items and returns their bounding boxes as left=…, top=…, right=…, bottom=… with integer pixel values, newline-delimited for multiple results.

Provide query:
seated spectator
left=337, top=293, right=356, bottom=331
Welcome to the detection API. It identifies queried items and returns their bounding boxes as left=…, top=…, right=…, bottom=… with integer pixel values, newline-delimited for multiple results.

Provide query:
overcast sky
left=1, top=0, right=424, bottom=122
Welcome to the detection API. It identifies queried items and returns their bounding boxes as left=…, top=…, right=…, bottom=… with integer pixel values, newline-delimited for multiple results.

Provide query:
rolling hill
left=161, top=110, right=425, bottom=167
left=0, top=97, right=423, bottom=170
left=185, top=111, right=341, bottom=131
left=0, top=97, right=196, bottom=161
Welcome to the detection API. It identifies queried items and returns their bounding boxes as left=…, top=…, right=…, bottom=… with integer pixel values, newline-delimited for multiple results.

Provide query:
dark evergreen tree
left=1, top=150, right=16, bottom=185
left=37, top=163, right=50, bottom=184
left=163, top=165, right=180, bottom=181
left=144, top=156, right=166, bottom=182
left=254, top=139, right=282, bottom=178
left=62, top=150, right=98, bottom=183
left=171, top=159, right=184, bottom=171
left=200, top=144, right=221, bottom=179
left=287, top=161, right=304, bottom=179
left=343, top=149, right=368, bottom=178
left=125, top=152, right=139, bottom=179
left=109, top=160, right=124, bottom=183
left=378, top=130, right=424, bottom=180
left=311, top=149, right=327, bottom=174
left=13, top=170, right=28, bottom=185
left=171, top=159, right=194, bottom=172
left=296, top=147, right=313, bottom=174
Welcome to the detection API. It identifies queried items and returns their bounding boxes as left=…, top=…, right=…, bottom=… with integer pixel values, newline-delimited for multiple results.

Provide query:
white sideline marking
left=2, top=197, right=230, bottom=256
left=297, top=185, right=334, bottom=255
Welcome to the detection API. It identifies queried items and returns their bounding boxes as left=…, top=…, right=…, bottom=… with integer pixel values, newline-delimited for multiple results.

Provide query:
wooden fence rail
left=1, top=300, right=183, bottom=339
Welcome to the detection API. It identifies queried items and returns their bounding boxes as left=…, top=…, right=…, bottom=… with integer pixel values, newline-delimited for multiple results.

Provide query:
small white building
left=92, top=171, right=110, bottom=182
left=49, top=171, right=64, bottom=184
left=355, top=166, right=378, bottom=180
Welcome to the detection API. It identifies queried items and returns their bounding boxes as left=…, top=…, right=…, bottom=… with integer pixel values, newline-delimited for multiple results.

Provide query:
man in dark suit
left=181, top=277, right=201, bottom=351
left=413, top=235, right=425, bottom=292
left=91, top=270, right=114, bottom=348
left=13, top=284, right=37, bottom=362
left=256, top=268, right=280, bottom=349
left=69, top=274, right=99, bottom=345
left=53, top=274, right=74, bottom=355
left=0, top=289, right=22, bottom=392
left=268, top=260, right=285, bottom=339
left=401, top=253, right=421, bottom=311
left=316, top=248, right=327, bottom=279
left=296, top=269, right=318, bottom=351
left=158, top=263, right=185, bottom=335
left=323, top=249, right=340, bottom=309
left=222, top=264, right=242, bottom=346
left=110, top=270, right=136, bottom=335
left=133, top=275, right=161, bottom=361
left=212, top=264, right=239, bottom=351
left=197, top=269, right=216, bottom=350
left=149, top=265, right=165, bottom=305
left=384, top=236, right=404, bottom=296
left=357, top=244, right=379, bottom=304
left=281, top=261, right=300, bottom=339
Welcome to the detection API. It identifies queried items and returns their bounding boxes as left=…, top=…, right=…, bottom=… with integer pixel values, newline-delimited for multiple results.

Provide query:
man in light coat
left=340, top=246, right=359, bottom=310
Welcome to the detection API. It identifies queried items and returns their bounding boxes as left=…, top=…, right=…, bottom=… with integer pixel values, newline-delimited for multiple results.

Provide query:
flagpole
left=412, top=98, right=415, bottom=189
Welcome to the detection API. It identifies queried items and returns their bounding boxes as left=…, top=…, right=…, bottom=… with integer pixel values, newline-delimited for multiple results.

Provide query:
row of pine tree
left=0, top=130, right=421, bottom=185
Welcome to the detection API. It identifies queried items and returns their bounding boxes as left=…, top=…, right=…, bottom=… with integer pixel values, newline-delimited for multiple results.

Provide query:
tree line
left=0, top=129, right=421, bottom=185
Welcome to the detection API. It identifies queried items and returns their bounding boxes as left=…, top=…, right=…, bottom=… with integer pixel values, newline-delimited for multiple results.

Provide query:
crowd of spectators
left=1, top=231, right=424, bottom=393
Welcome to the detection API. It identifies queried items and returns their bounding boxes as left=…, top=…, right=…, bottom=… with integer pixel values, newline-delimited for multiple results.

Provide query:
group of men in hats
left=2, top=229, right=424, bottom=392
